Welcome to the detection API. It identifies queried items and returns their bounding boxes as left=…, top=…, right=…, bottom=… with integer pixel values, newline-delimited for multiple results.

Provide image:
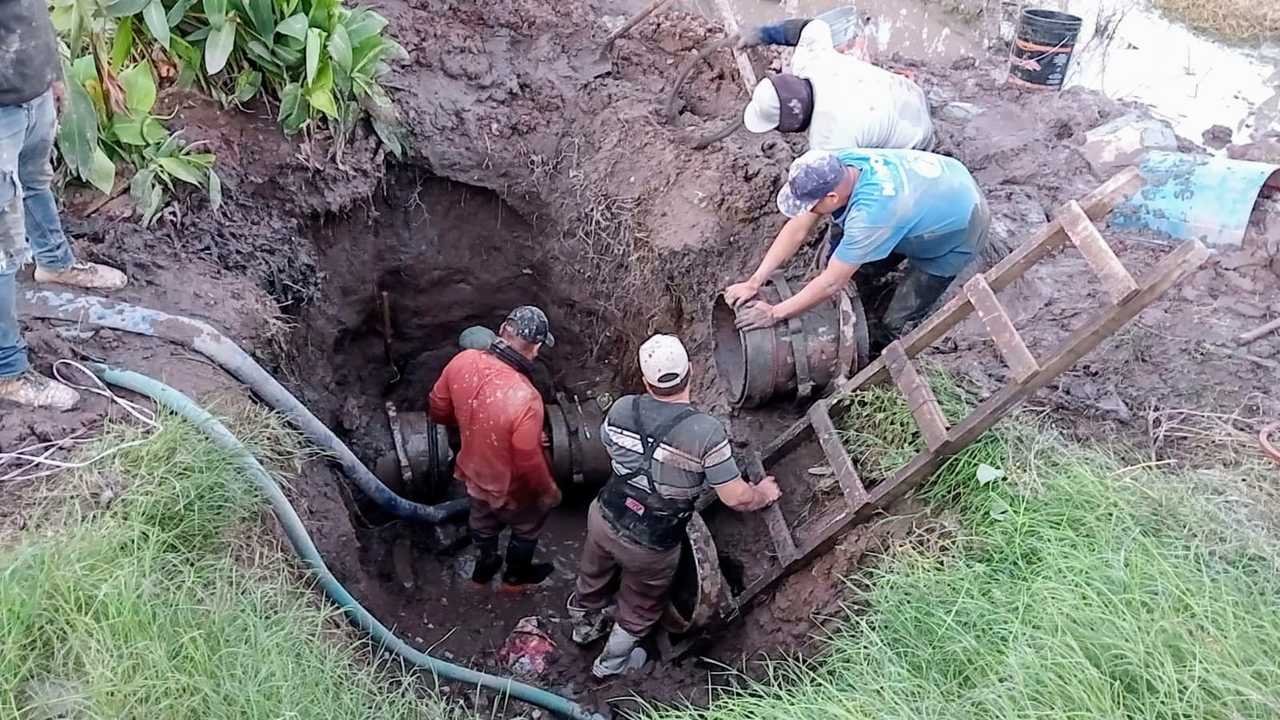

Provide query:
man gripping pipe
left=430, top=306, right=562, bottom=590
left=725, top=149, right=989, bottom=348
left=566, top=334, right=782, bottom=678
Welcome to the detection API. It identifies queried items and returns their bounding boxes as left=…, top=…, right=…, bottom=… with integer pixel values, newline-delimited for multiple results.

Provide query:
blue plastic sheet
left=1109, top=151, right=1280, bottom=247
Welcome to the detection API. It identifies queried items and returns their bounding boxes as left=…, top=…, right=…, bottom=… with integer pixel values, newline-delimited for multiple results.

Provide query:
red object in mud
left=1261, top=422, right=1280, bottom=464
left=496, top=616, right=558, bottom=677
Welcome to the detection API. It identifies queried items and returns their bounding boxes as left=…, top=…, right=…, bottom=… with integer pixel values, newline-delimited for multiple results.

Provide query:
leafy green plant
left=50, top=0, right=404, bottom=220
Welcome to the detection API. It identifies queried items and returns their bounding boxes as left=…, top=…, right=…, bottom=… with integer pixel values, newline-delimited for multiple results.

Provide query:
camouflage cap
left=503, top=305, right=555, bottom=348
left=776, top=149, right=846, bottom=218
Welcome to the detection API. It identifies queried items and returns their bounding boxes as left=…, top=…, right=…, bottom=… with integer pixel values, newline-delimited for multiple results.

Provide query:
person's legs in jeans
left=19, top=91, right=73, bottom=271
left=1, top=101, right=32, bottom=381
left=0, top=270, right=28, bottom=380
left=0, top=97, right=80, bottom=409
left=19, top=89, right=125, bottom=290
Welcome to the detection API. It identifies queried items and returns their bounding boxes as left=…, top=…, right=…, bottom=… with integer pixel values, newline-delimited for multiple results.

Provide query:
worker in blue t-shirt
left=725, top=149, right=989, bottom=346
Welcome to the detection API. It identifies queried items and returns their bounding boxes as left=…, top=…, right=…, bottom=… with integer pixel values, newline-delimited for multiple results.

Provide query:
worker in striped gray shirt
left=567, top=334, right=781, bottom=678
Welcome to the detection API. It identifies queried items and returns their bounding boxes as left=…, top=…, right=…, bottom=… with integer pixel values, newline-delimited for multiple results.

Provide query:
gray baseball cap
left=458, top=325, right=497, bottom=350
left=504, top=305, right=555, bottom=348
left=776, top=150, right=847, bottom=218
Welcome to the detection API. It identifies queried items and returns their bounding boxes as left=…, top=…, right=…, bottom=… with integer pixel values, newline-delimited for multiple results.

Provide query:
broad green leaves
left=304, top=27, right=323, bottom=85
left=53, top=0, right=406, bottom=213
left=57, top=73, right=111, bottom=192
left=205, top=17, right=237, bottom=74
left=327, top=24, right=352, bottom=73
left=119, top=62, right=156, bottom=114
left=276, top=13, right=308, bottom=40
left=141, top=0, right=169, bottom=49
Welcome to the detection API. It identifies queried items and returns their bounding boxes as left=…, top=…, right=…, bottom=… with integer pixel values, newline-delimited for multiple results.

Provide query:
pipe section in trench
left=19, top=289, right=467, bottom=524
left=88, top=363, right=604, bottom=720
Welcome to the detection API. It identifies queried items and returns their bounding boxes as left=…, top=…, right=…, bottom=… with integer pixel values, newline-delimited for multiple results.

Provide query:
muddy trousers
left=574, top=500, right=680, bottom=637
left=0, top=89, right=76, bottom=379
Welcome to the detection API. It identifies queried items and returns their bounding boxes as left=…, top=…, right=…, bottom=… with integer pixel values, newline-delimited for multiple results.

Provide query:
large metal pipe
left=713, top=275, right=867, bottom=408
left=545, top=394, right=614, bottom=488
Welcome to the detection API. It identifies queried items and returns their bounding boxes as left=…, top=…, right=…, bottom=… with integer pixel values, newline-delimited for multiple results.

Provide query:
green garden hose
left=90, top=363, right=604, bottom=720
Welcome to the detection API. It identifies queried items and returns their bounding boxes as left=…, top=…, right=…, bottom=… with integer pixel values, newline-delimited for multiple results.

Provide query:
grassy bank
left=0, top=412, right=451, bottom=718
left=1153, top=0, right=1280, bottom=42
left=643, top=378, right=1280, bottom=719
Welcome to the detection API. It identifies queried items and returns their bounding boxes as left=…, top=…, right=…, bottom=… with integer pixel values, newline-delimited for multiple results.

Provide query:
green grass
left=0, top=410, right=453, bottom=719
left=641, top=373, right=1280, bottom=720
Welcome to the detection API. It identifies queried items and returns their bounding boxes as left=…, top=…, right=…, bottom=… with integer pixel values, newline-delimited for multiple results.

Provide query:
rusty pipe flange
left=1261, top=422, right=1280, bottom=464
left=660, top=512, right=723, bottom=634
left=398, top=412, right=455, bottom=501
left=544, top=404, right=574, bottom=484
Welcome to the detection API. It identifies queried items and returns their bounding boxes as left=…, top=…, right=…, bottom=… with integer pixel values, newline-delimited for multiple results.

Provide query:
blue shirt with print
left=829, top=149, right=984, bottom=277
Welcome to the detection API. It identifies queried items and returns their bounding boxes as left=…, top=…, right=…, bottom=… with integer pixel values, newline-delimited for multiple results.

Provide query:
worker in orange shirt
left=429, top=306, right=562, bottom=589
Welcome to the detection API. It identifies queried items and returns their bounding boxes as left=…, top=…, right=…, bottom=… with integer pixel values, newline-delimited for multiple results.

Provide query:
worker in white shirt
left=740, top=19, right=934, bottom=152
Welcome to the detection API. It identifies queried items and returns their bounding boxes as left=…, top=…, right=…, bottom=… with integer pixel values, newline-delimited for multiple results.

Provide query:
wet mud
left=1, top=0, right=1278, bottom=715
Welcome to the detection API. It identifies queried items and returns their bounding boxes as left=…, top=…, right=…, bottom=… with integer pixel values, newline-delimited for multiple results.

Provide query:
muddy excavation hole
left=279, top=169, right=856, bottom=704
left=285, top=169, right=633, bottom=688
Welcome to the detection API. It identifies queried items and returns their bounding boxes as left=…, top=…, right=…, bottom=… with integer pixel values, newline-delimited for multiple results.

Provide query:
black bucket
left=1007, top=8, right=1082, bottom=90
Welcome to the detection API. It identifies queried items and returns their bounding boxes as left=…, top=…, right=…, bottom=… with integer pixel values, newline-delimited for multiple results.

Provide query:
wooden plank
left=760, top=413, right=813, bottom=465
left=807, top=401, right=868, bottom=509
left=882, top=341, right=949, bottom=450
left=861, top=239, right=1210, bottom=516
left=835, top=167, right=1145, bottom=394
left=709, top=0, right=757, bottom=91
left=963, top=274, right=1040, bottom=382
left=1055, top=200, right=1139, bottom=304
left=744, top=454, right=798, bottom=564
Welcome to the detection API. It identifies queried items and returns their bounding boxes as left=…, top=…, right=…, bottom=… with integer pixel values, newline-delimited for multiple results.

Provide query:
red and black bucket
left=1007, top=8, right=1083, bottom=90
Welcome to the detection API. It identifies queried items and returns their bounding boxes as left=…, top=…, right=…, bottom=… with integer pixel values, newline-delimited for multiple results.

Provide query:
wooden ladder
left=663, top=168, right=1210, bottom=656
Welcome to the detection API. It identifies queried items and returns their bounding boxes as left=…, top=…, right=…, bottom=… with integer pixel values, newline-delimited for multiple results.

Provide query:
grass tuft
left=1153, top=0, right=1280, bottom=42
left=0, top=411, right=455, bottom=719
left=639, top=369, right=1280, bottom=720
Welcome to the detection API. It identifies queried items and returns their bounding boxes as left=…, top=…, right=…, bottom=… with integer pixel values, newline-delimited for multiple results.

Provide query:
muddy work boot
left=34, top=261, right=128, bottom=291
left=0, top=370, right=80, bottom=411
left=591, top=625, right=647, bottom=679
left=470, top=535, right=503, bottom=585
left=566, top=593, right=613, bottom=646
left=500, top=536, right=554, bottom=590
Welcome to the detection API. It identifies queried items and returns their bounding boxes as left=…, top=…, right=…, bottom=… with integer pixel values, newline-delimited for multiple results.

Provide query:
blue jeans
left=1, top=89, right=76, bottom=379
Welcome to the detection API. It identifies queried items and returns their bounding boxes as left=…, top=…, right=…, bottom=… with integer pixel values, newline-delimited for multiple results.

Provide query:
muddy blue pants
left=1, top=88, right=76, bottom=379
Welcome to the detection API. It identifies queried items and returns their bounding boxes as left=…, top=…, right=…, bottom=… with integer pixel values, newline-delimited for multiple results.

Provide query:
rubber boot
left=591, top=625, right=647, bottom=679
left=470, top=534, right=503, bottom=585
left=566, top=592, right=613, bottom=645
left=500, top=536, right=554, bottom=590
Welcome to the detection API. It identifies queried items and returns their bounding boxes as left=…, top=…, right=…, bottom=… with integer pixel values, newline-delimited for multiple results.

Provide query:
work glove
left=736, top=18, right=812, bottom=48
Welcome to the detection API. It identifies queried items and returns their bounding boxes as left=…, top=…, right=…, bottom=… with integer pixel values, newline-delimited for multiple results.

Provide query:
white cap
left=742, top=78, right=781, bottom=133
left=638, top=334, right=690, bottom=389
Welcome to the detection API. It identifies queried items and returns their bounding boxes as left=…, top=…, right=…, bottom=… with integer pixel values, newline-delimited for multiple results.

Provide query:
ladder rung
left=883, top=341, right=949, bottom=450
left=963, top=275, right=1040, bottom=382
left=807, top=402, right=868, bottom=509
left=1057, top=201, right=1139, bottom=304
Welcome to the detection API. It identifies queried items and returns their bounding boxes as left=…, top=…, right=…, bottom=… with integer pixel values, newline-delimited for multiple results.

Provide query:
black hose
left=663, top=34, right=739, bottom=123
left=20, top=290, right=468, bottom=524
left=689, top=115, right=744, bottom=149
